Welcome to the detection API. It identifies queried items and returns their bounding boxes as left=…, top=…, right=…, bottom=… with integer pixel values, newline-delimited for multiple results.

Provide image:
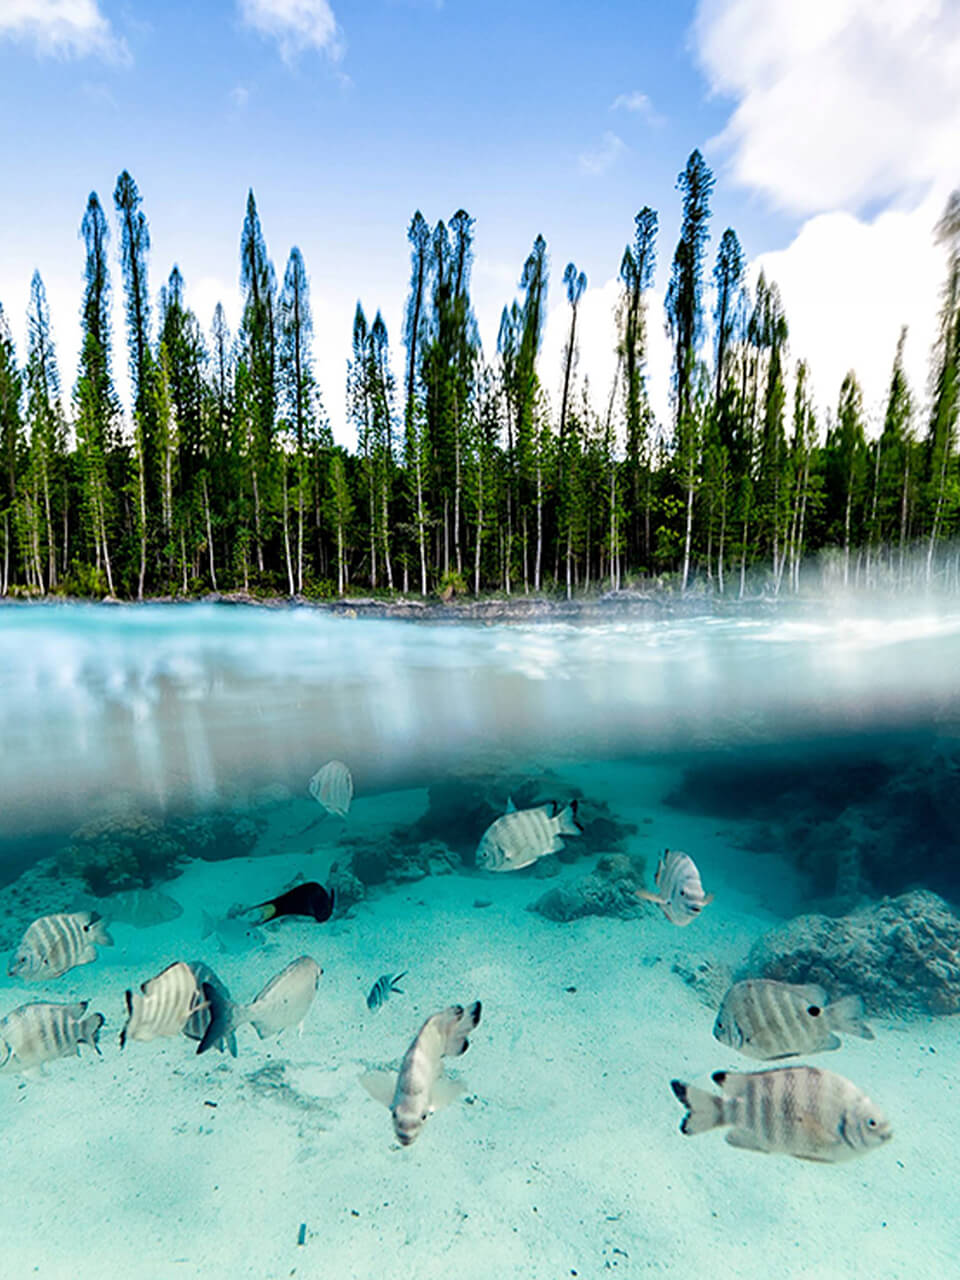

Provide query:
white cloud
left=0, top=0, right=129, bottom=63
left=610, top=90, right=662, bottom=124
left=752, top=191, right=947, bottom=431
left=693, top=0, right=960, bottom=215
left=238, top=0, right=343, bottom=62
left=578, top=131, right=626, bottom=178
left=229, top=85, right=250, bottom=109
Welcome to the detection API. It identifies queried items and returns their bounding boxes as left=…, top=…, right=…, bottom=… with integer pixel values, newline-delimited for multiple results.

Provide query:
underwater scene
left=1, top=603, right=958, bottom=1279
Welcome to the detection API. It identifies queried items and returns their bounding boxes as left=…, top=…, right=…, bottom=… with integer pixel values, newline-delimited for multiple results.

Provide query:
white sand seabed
left=0, top=769, right=955, bottom=1279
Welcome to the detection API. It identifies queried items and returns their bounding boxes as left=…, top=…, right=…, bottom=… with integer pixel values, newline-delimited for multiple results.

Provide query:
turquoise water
left=0, top=603, right=957, bottom=1278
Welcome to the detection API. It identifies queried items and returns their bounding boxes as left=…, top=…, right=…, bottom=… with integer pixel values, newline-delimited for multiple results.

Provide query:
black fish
left=253, top=882, right=335, bottom=924
left=184, top=961, right=238, bottom=1057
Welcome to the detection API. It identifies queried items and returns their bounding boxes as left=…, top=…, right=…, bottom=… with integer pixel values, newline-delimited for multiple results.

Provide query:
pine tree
left=278, top=246, right=316, bottom=592
left=239, top=190, right=277, bottom=573
left=0, top=304, right=23, bottom=594
left=619, top=207, right=657, bottom=565
left=25, top=273, right=66, bottom=590
left=926, top=191, right=960, bottom=580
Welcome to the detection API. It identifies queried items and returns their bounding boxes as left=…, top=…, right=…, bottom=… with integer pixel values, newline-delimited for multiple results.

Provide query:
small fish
left=671, top=1065, right=892, bottom=1162
left=366, top=972, right=407, bottom=1012
left=714, top=980, right=875, bottom=1060
left=248, top=881, right=335, bottom=925
left=0, top=1000, right=104, bottom=1074
left=9, top=911, right=114, bottom=981
left=120, top=961, right=208, bottom=1048
left=637, top=849, right=712, bottom=925
left=201, top=910, right=264, bottom=954
left=360, top=1001, right=482, bottom=1146
left=241, top=956, right=323, bottom=1039
left=308, top=760, right=353, bottom=817
left=476, top=798, right=583, bottom=872
left=183, top=962, right=239, bottom=1058
left=95, top=889, right=183, bottom=929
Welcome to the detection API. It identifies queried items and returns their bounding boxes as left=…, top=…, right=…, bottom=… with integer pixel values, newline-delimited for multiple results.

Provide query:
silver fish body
left=244, top=956, right=322, bottom=1039
left=183, top=962, right=238, bottom=1057
left=97, top=889, right=183, bottom=929
left=361, top=1001, right=482, bottom=1146
left=309, top=760, right=353, bottom=817
left=201, top=911, right=263, bottom=954
left=367, top=972, right=407, bottom=1012
left=713, top=980, right=875, bottom=1060
left=638, top=850, right=712, bottom=925
left=120, top=961, right=207, bottom=1048
left=671, top=1065, right=892, bottom=1162
left=0, top=1000, right=104, bottom=1073
left=9, top=912, right=114, bottom=980
left=476, top=800, right=582, bottom=872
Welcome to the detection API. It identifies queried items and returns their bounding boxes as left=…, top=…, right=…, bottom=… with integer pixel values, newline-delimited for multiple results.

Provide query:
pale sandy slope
left=0, top=768, right=953, bottom=1280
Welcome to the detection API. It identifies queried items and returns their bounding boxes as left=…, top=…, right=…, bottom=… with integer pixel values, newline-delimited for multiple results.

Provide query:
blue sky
left=0, top=0, right=956, bottom=441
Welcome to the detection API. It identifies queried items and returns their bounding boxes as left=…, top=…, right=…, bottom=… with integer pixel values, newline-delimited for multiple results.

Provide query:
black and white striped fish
left=637, top=850, right=712, bottom=925
left=713, top=980, right=875, bottom=1060
left=120, top=961, right=207, bottom=1048
left=671, top=1065, right=892, bottom=1162
left=9, top=911, right=114, bottom=981
left=366, top=972, right=407, bottom=1012
left=183, top=962, right=238, bottom=1058
left=0, top=1000, right=104, bottom=1074
left=476, top=798, right=583, bottom=872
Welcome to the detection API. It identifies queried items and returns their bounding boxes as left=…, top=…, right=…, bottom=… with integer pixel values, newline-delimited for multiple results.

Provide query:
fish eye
left=867, top=1118, right=877, bottom=1128
left=807, top=1006, right=821, bottom=1017
left=421, top=1113, right=428, bottom=1121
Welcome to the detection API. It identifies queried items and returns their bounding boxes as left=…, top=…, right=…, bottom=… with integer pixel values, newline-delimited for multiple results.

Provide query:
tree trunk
left=202, top=474, right=217, bottom=592
left=282, top=463, right=295, bottom=596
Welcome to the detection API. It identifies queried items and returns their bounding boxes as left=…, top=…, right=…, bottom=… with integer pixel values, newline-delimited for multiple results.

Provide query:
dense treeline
left=1, top=155, right=959, bottom=601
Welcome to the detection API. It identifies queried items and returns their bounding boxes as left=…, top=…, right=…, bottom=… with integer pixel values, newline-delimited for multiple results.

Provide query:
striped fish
left=308, top=760, right=353, bottom=817
left=9, top=911, right=114, bottom=981
left=0, top=1000, right=104, bottom=1074
left=120, top=961, right=207, bottom=1048
left=476, top=798, right=583, bottom=872
left=637, top=849, right=712, bottom=925
left=183, top=962, right=238, bottom=1058
left=242, top=956, right=322, bottom=1039
left=714, top=980, right=875, bottom=1060
left=366, top=972, right=407, bottom=1012
left=671, top=1065, right=892, bottom=1162
left=360, top=1001, right=482, bottom=1146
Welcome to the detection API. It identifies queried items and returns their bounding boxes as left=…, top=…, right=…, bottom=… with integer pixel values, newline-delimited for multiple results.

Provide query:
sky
left=0, top=0, right=958, bottom=445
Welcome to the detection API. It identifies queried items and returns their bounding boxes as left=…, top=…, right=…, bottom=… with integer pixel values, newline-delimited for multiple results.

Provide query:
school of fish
left=0, top=762, right=895, bottom=1175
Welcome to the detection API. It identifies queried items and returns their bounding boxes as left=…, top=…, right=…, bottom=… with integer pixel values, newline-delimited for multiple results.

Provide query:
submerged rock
left=743, top=889, right=960, bottom=1015
left=528, top=853, right=647, bottom=923
left=671, top=956, right=734, bottom=1010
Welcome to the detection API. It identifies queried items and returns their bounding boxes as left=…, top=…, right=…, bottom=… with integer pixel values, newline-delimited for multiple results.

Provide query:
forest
left=1, top=150, right=959, bottom=602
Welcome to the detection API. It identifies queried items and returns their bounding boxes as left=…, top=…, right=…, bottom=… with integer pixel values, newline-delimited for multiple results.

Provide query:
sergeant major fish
left=637, top=850, right=712, bottom=925
left=713, top=980, right=875, bottom=1060
left=120, top=961, right=208, bottom=1048
left=367, top=972, right=407, bottom=1012
left=671, top=1065, right=892, bottom=1162
left=360, top=1001, right=482, bottom=1146
left=476, top=799, right=582, bottom=872
left=0, top=1000, right=104, bottom=1074
left=9, top=911, right=114, bottom=980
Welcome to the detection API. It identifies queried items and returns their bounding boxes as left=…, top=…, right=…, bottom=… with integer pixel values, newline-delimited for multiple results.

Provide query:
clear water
left=0, top=603, right=957, bottom=1278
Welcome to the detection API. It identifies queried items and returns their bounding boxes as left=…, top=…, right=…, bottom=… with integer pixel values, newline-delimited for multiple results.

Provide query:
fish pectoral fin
left=359, top=1070, right=397, bottom=1108
left=430, top=1076, right=467, bottom=1113
left=821, top=1033, right=842, bottom=1051
left=505, top=796, right=516, bottom=813
left=701, top=892, right=715, bottom=907
left=725, top=1129, right=768, bottom=1152
left=635, top=890, right=665, bottom=905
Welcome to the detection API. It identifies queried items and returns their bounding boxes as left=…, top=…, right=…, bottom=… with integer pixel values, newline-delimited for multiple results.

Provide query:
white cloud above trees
left=238, top=0, right=343, bottom=62
left=0, top=0, right=129, bottom=63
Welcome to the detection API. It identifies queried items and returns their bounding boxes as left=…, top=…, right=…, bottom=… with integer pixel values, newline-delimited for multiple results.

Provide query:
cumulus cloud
left=0, top=0, right=129, bottom=63
left=693, top=0, right=960, bottom=215
left=610, top=90, right=662, bottom=124
left=238, top=0, right=343, bottom=62
left=578, top=131, right=626, bottom=177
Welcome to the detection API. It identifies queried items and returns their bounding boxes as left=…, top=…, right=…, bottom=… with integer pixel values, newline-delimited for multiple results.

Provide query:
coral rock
left=528, top=853, right=646, bottom=923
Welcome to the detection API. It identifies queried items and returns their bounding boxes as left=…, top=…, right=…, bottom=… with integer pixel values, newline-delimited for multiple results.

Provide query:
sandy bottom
left=0, top=763, right=953, bottom=1279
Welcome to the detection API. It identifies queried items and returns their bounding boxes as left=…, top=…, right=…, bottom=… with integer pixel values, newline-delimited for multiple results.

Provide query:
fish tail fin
left=87, top=914, right=114, bottom=947
left=671, top=1079, right=726, bottom=1136
left=391, top=971, right=408, bottom=992
left=259, top=904, right=278, bottom=922
left=440, top=1000, right=482, bottom=1057
left=554, top=799, right=584, bottom=835
left=79, top=1011, right=105, bottom=1055
left=826, top=994, right=874, bottom=1040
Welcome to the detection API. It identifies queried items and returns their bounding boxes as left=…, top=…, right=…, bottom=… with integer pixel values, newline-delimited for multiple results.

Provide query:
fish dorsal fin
left=359, top=1069, right=397, bottom=1108
left=430, top=1076, right=467, bottom=1113
left=505, top=796, right=516, bottom=813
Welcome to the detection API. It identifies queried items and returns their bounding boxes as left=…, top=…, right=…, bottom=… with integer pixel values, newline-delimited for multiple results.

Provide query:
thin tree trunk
left=474, top=467, right=483, bottom=596
left=252, top=467, right=264, bottom=573
left=202, top=474, right=217, bottom=592
left=282, top=464, right=295, bottom=596
left=534, top=460, right=542, bottom=592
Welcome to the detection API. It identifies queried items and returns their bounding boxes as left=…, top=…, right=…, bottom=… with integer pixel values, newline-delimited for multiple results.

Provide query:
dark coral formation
left=0, top=857, right=90, bottom=952
left=57, top=807, right=264, bottom=895
left=528, top=853, right=647, bottom=923
left=664, top=736, right=960, bottom=901
left=742, top=889, right=960, bottom=1015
